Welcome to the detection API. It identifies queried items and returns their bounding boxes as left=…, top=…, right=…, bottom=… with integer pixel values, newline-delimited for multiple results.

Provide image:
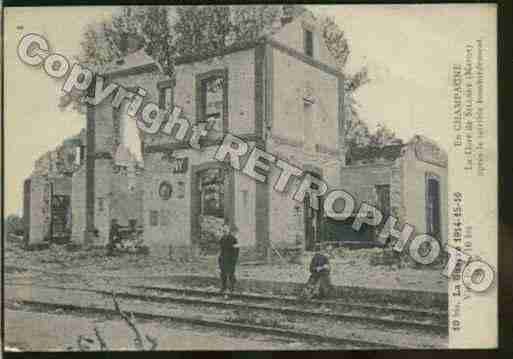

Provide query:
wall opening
left=198, top=73, right=226, bottom=142
left=375, top=184, right=391, bottom=216
left=426, top=173, right=441, bottom=240
left=303, top=28, right=314, bottom=57
left=304, top=171, right=323, bottom=251
left=191, top=163, right=234, bottom=254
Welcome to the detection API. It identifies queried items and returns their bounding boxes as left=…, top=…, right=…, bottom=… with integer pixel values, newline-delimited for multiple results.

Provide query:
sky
left=3, top=5, right=495, bottom=215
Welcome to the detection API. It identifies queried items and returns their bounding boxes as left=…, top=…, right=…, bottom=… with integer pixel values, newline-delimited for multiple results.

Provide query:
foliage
left=72, top=5, right=400, bottom=148
left=77, top=7, right=174, bottom=75
left=141, top=6, right=176, bottom=78
left=76, top=5, right=307, bottom=77
left=174, top=6, right=231, bottom=57
left=60, top=6, right=174, bottom=112
left=319, top=15, right=401, bottom=149
left=230, top=5, right=284, bottom=42
left=320, top=16, right=350, bottom=70
left=344, top=98, right=372, bottom=148
left=369, top=122, right=403, bottom=147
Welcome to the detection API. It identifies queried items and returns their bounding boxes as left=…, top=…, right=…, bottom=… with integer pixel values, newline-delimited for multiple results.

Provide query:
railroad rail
left=7, top=282, right=447, bottom=333
left=7, top=285, right=400, bottom=349
left=6, top=283, right=447, bottom=348
left=131, top=283, right=448, bottom=328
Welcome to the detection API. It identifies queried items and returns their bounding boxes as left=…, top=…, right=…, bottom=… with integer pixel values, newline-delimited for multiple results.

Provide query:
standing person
left=106, top=219, right=120, bottom=256
left=218, top=223, right=239, bottom=298
left=303, top=243, right=333, bottom=299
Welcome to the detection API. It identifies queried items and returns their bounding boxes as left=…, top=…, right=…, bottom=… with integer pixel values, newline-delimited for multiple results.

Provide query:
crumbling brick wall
left=27, top=176, right=51, bottom=244
left=25, top=175, right=72, bottom=244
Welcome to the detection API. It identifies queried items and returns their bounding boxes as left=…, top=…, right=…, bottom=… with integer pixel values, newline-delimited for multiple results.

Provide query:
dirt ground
left=4, top=238, right=448, bottom=351
left=4, top=238, right=447, bottom=293
left=4, top=309, right=317, bottom=351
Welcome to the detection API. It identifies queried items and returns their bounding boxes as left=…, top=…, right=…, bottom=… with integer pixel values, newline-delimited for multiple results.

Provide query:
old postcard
left=2, top=4, right=497, bottom=351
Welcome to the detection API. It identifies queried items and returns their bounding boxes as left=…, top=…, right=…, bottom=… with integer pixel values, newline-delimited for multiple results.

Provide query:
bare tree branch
left=145, top=334, right=158, bottom=350
left=93, top=326, right=108, bottom=351
left=112, top=291, right=144, bottom=350
left=77, top=335, right=90, bottom=351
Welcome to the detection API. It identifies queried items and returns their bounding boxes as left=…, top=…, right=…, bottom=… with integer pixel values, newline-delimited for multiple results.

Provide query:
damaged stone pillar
left=84, top=79, right=115, bottom=246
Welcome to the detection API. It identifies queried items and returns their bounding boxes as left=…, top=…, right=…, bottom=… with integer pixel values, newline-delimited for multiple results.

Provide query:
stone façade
left=22, top=12, right=447, bottom=258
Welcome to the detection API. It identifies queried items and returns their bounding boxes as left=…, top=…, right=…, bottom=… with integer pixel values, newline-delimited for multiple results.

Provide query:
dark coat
left=309, top=253, right=330, bottom=274
left=219, top=234, right=239, bottom=269
left=109, top=223, right=121, bottom=244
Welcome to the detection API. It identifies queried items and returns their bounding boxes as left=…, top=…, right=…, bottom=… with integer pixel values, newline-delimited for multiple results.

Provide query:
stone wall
left=271, top=48, right=340, bottom=155
left=174, top=49, right=256, bottom=135
left=135, top=48, right=261, bottom=257
left=25, top=175, right=72, bottom=244
left=264, top=139, right=339, bottom=251
left=142, top=150, right=194, bottom=256
left=338, top=141, right=449, bottom=246
left=66, top=33, right=342, bottom=257
left=71, top=162, right=144, bottom=246
left=89, top=158, right=111, bottom=245
left=233, top=168, right=258, bottom=248
left=339, top=162, right=396, bottom=211
left=27, top=176, right=51, bottom=244
left=32, top=130, right=86, bottom=177
left=110, top=169, right=144, bottom=228
left=138, top=48, right=256, bottom=152
left=71, top=167, right=86, bottom=243
left=142, top=144, right=259, bottom=258
left=266, top=141, right=307, bottom=249
left=263, top=38, right=342, bottom=252
left=401, top=145, right=449, bottom=245
left=271, top=14, right=338, bottom=68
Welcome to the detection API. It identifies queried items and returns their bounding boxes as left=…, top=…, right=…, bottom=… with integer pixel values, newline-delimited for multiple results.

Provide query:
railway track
left=6, top=283, right=447, bottom=348
left=130, top=284, right=448, bottom=330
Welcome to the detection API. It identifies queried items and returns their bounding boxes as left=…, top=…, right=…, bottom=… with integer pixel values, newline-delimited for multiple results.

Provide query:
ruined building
left=23, top=12, right=447, bottom=257
left=23, top=130, right=85, bottom=245
left=333, top=135, right=448, bottom=246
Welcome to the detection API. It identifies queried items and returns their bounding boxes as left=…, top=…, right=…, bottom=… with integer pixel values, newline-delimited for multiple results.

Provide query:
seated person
left=302, top=243, right=334, bottom=299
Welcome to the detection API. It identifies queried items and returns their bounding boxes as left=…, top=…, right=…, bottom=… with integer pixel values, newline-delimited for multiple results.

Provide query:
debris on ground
left=4, top=237, right=447, bottom=293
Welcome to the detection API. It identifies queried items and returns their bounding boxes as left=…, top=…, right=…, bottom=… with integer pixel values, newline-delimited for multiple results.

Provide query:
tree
left=66, top=5, right=301, bottom=111
left=75, top=5, right=308, bottom=73
left=77, top=6, right=174, bottom=76
left=320, top=16, right=350, bottom=70
left=230, top=5, right=284, bottom=42
left=344, top=107, right=371, bottom=148
left=318, top=15, right=382, bottom=152
left=60, top=6, right=175, bottom=112
left=318, top=14, right=404, bottom=150
left=71, top=5, right=402, bottom=150
left=174, top=6, right=231, bottom=57
left=369, top=122, right=403, bottom=146
left=78, top=21, right=120, bottom=72
left=141, top=6, right=176, bottom=77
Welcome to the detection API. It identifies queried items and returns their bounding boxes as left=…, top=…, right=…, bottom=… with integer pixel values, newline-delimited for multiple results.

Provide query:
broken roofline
left=105, top=36, right=344, bottom=80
